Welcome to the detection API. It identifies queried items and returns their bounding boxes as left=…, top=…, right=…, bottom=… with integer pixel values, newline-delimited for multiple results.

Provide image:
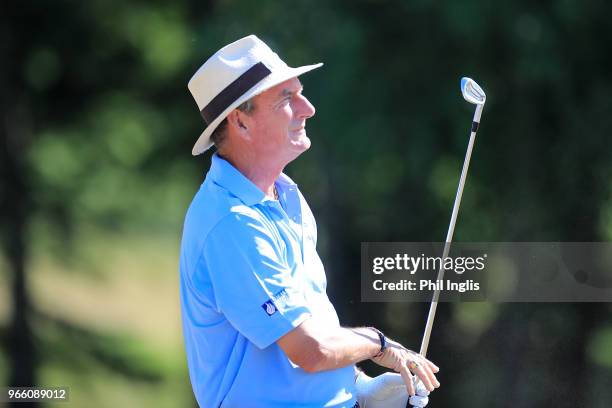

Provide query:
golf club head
left=461, top=77, right=486, bottom=105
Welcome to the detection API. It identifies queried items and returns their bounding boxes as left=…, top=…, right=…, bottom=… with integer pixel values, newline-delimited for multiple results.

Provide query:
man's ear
left=226, top=110, right=250, bottom=138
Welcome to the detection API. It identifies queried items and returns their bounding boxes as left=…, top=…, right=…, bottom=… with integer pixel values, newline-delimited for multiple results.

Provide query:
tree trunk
left=2, top=100, right=39, bottom=407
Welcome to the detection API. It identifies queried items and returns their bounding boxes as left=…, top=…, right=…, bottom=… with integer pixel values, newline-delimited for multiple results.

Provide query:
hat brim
left=191, top=62, right=323, bottom=156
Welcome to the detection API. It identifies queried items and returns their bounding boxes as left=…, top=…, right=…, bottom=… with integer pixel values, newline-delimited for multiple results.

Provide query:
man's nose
left=295, top=94, right=316, bottom=119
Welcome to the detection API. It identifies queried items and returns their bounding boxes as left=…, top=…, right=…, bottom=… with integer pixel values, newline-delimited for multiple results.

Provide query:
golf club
left=419, top=77, right=486, bottom=358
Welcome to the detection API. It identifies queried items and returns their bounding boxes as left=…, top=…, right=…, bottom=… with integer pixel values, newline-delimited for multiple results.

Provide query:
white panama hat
left=188, top=34, right=323, bottom=156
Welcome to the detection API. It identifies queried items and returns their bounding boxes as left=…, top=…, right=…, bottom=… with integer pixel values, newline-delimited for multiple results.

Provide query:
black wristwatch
left=369, top=327, right=387, bottom=357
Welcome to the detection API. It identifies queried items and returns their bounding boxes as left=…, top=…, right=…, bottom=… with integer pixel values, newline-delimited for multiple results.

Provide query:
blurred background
left=2, top=0, right=612, bottom=407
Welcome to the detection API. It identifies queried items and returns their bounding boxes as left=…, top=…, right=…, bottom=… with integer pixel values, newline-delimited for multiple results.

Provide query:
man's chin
left=290, top=134, right=311, bottom=152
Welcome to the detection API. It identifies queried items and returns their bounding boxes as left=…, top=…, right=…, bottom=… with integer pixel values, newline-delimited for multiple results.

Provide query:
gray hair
left=210, top=99, right=256, bottom=149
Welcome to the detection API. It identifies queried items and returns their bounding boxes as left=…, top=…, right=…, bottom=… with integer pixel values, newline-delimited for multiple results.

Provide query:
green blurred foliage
left=588, top=327, right=612, bottom=368
left=2, top=0, right=612, bottom=407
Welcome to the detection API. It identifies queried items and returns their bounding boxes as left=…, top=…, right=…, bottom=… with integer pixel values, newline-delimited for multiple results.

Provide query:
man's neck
left=219, top=151, right=284, bottom=199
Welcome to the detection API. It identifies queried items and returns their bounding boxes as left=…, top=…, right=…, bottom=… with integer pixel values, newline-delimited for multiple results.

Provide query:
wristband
left=369, top=327, right=387, bottom=357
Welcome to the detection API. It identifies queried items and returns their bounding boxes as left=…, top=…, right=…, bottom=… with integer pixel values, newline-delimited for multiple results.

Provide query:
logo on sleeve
left=261, top=289, right=289, bottom=316
left=262, top=300, right=277, bottom=316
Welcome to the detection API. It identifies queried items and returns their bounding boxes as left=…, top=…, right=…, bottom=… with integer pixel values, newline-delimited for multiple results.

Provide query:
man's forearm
left=307, top=326, right=381, bottom=372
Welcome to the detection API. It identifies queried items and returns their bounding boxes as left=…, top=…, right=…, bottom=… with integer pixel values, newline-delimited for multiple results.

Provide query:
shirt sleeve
left=202, top=210, right=311, bottom=349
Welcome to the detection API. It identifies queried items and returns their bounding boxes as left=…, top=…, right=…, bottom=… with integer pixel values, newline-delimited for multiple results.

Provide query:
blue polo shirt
left=179, top=153, right=356, bottom=408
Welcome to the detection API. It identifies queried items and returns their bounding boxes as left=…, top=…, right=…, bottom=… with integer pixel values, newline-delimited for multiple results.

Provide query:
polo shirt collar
left=276, top=172, right=298, bottom=188
left=209, top=153, right=296, bottom=206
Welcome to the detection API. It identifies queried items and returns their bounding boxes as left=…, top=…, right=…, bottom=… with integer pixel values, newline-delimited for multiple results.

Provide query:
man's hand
left=371, top=338, right=440, bottom=396
left=355, top=371, right=430, bottom=408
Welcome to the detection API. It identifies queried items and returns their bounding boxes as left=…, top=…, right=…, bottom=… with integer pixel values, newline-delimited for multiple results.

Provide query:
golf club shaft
left=419, top=103, right=483, bottom=357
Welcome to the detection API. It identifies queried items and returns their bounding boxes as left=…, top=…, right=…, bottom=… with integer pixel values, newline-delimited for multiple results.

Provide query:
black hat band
left=200, top=62, right=272, bottom=126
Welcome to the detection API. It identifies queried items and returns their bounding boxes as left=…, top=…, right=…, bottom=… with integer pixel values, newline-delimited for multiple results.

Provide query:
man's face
left=246, top=77, right=316, bottom=163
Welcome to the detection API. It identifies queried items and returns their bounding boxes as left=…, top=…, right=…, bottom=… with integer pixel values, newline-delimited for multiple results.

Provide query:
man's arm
left=277, top=318, right=380, bottom=373
left=277, top=318, right=440, bottom=395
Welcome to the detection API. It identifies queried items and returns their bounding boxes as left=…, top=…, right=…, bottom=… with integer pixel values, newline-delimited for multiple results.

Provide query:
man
left=180, top=35, right=440, bottom=408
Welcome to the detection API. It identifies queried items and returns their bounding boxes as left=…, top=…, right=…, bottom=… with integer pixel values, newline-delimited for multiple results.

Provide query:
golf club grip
left=404, top=377, right=424, bottom=408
